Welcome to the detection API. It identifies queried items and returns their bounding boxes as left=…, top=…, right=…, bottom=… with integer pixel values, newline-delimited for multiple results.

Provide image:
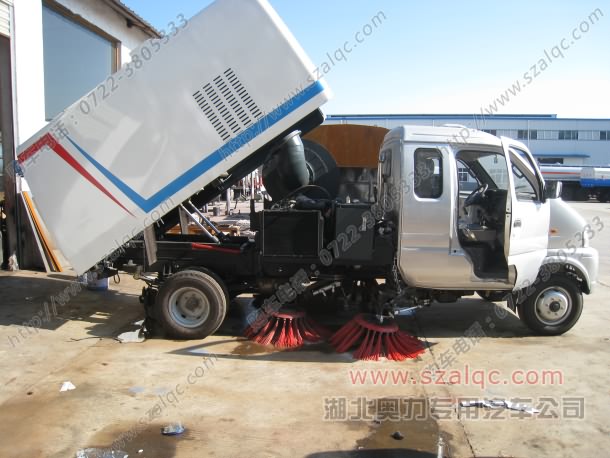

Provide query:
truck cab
left=380, top=126, right=548, bottom=290
left=379, top=125, right=595, bottom=334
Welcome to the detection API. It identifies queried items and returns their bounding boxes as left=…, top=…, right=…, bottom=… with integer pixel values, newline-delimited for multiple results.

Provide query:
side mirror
left=544, top=181, right=562, bottom=200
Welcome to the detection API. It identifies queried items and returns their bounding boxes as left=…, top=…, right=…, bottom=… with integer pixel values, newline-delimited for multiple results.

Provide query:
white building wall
left=13, top=0, right=46, bottom=144
left=12, top=0, right=150, bottom=143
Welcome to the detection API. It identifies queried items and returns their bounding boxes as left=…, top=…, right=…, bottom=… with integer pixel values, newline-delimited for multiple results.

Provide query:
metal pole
left=178, top=204, right=218, bottom=243
left=188, top=201, right=225, bottom=241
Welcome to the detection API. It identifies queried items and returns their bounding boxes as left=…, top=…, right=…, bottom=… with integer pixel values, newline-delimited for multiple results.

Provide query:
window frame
left=42, top=0, right=120, bottom=120
left=558, top=130, right=578, bottom=140
left=509, top=149, right=542, bottom=202
left=413, top=148, right=443, bottom=199
left=44, top=0, right=121, bottom=71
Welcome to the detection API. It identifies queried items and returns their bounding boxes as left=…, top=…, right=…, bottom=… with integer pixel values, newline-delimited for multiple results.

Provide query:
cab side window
left=414, top=149, right=442, bottom=198
left=511, top=163, right=538, bottom=201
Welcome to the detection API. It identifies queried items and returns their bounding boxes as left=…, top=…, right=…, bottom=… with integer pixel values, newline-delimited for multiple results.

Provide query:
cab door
left=398, top=145, right=456, bottom=287
left=502, top=139, right=550, bottom=289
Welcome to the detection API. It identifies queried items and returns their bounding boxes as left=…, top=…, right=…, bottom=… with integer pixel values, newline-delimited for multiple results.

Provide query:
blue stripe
left=581, top=179, right=610, bottom=188
left=67, top=80, right=325, bottom=213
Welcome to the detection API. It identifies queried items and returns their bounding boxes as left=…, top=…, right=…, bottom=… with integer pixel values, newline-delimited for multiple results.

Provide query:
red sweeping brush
left=245, top=310, right=330, bottom=349
left=330, top=314, right=425, bottom=361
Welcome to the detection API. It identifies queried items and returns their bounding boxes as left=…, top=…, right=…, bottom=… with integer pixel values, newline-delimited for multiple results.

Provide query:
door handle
left=513, top=219, right=522, bottom=228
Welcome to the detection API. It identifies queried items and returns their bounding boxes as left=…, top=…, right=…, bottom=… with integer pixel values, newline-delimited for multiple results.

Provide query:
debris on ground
left=60, top=381, right=76, bottom=392
left=76, top=448, right=128, bottom=458
left=437, top=436, right=445, bottom=458
left=117, top=320, right=146, bottom=343
left=8, top=254, right=19, bottom=271
left=391, top=431, right=404, bottom=440
left=161, top=423, right=185, bottom=435
left=459, top=399, right=540, bottom=414
left=117, top=329, right=145, bottom=343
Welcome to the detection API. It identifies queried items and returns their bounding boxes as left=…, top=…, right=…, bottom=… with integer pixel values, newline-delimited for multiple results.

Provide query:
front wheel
left=155, top=269, right=228, bottom=339
left=517, top=275, right=583, bottom=335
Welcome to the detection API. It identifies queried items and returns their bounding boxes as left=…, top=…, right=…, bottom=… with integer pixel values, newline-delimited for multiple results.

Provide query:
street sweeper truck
left=16, top=0, right=598, bottom=351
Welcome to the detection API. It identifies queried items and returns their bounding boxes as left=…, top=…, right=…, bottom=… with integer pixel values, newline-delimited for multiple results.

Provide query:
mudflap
left=139, top=286, right=162, bottom=337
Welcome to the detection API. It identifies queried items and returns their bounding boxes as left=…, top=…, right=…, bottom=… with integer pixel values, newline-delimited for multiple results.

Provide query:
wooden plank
left=304, top=124, right=389, bottom=169
left=23, top=191, right=63, bottom=272
left=18, top=193, right=51, bottom=272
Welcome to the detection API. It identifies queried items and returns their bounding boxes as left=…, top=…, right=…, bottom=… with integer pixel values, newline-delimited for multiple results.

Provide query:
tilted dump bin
left=16, top=0, right=331, bottom=274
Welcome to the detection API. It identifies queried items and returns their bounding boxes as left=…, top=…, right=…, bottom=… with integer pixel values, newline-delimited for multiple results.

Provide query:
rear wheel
left=517, top=275, right=582, bottom=335
left=155, top=269, right=228, bottom=339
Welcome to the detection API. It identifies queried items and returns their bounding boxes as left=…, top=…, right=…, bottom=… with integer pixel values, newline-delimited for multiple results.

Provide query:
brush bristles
left=330, top=314, right=425, bottom=361
left=245, top=312, right=329, bottom=349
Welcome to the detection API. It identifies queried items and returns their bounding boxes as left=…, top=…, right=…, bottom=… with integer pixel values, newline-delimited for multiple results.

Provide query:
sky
left=121, top=0, right=610, bottom=118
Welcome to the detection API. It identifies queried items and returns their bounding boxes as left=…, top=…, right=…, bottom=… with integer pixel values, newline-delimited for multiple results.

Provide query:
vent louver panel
left=193, top=68, right=263, bottom=142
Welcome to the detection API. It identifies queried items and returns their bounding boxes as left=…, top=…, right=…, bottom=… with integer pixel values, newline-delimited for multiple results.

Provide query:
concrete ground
left=0, top=202, right=608, bottom=458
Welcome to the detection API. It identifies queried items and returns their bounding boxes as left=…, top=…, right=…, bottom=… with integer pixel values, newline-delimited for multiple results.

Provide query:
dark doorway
left=0, top=34, right=17, bottom=268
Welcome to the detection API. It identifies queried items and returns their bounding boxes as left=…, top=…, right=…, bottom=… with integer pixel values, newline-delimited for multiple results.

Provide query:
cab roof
left=384, top=124, right=503, bottom=147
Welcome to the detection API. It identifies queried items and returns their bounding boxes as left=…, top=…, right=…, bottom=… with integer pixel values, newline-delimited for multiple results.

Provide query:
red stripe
left=18, top=133, right=133, bottom=216
left=191, top=243, right=241, bottom=254
left=52, top=141, right=134, bottom=216
left=18, top=133, right=55, bottom=163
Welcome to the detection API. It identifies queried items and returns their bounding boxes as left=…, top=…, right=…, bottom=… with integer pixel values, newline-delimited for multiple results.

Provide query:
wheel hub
left=549, top=301, right=561, bottom=313
left=535, top=287, right=571, bottom=325
left=168, top=287, right=210, bottom=328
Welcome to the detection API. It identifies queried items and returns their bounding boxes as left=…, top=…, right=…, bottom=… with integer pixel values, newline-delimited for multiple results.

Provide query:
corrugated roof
left=101, top=0, right=160, bottom=38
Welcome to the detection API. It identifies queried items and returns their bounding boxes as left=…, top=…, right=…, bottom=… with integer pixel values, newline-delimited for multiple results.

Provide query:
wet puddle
left=230, top=340, right=337, bottom=357
left=230, top=340, right=276, bottom=355
left=83, top=424, right=190, bottom=458
left=354, top=398, right=448, bottom=455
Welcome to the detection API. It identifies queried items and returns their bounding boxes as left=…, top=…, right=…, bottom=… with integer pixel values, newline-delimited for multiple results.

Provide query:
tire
left=560, top=185, right=574, bottom=201
left=155, top=269, right=228, bottom=339
left=517, top=274, right=583, bottom=336
left=477, top=290, right=508, bottom=302
left=574, top=188, right=589, bottom=201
